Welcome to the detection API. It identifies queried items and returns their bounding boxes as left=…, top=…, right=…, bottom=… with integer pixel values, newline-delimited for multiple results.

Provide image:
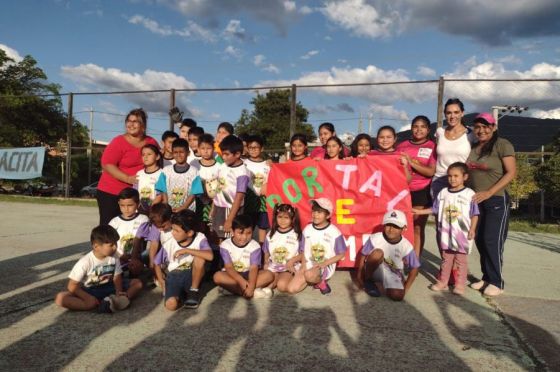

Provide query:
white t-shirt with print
left=68, top=251, right=122, bottom=288
left=194, top=159, right=223, bottom=200
left=262, top=229, right=304, bottom=273
left=109, top=213, right=149, bottom=257
left=157, top=163, right=201, bottom=211
left=160, top=232, right=212, bottom=272
left=243, top=159, right=270, bottom=196
left=303, top=223, right=347, bottom=280
left=361, top=233, right=420, bottom=278
left=136, top=168, right=163, bottom=211
left=213, top=162, right=250, bottom=208
left=220, top=238, right=262, bottom=273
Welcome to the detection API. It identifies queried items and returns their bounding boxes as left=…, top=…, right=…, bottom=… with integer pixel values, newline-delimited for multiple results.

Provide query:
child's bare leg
left=255, top=270, right=274, bottom=288
left=286, top=268, right=307, bottom=294
left=126, top=279, right=143, bottom=300
left=275, top=272, right=291, bottom=292
left=267, top=272, right=279, bottom=289
left=55, top=291, right=97, bottom=311
left=191, top=257, right=206, bottom=290
left=213, top=271, right=244, bottom=295
left=304, top=266, right=322, bottom=285
left=258, top=228, right=267, bottom=245
left=165, top=297, right=181, bottom=311
left=386, top=288, right=405, bottom=301
left=364, top=249, right=384, bottom=280
left=413, top=213, right=428, bottom=257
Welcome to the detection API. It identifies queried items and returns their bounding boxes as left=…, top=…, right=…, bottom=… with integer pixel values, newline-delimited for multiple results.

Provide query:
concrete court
left=0, top=201, right=558, bottom=371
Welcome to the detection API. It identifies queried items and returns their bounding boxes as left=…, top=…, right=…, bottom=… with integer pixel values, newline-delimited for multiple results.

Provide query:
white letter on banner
left=359, top=170, right=382, bottom=196
left=386, top=189, right=409, bottom=211
left=335, top=164, right=358, bottom=190
left=344, top=235, right=356, bottom=261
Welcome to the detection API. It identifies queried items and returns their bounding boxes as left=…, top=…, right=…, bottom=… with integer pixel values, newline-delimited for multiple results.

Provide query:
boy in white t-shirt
left=161, top=130, right=179, bottom=167
left=213, top=215, right=274, bottom=299
left=108, top=188, right=149, bottom=276
left=55, top=225, right=143, bottom=313
left=243, top=134, right=271, bottom=245
left=155, top=138, right=204, bottom=213
left=356, top=210, right=420, bottom=301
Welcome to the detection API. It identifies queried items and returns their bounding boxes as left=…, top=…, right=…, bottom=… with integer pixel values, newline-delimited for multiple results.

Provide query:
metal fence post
left=436, top=76, right=445, bottom=128
left=65, top=93, right=73, bottom=198
left=169, top=88, right=176, bottom=131
left=290, top=84, right=297, bottom=139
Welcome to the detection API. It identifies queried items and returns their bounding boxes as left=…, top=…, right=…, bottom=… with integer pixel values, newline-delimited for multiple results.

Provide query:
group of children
left=55, top=118, right=480, bottom=314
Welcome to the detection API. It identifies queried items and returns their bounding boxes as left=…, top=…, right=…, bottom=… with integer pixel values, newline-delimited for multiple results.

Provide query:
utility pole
left=358, top=112, right=363, bottom=133
left=88, top=106, right=93, bottom=185
left=368, top=113, right=373, bottom=136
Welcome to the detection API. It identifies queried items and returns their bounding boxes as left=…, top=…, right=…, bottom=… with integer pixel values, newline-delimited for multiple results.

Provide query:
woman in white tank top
left=431, top=98, right=475, bottom=198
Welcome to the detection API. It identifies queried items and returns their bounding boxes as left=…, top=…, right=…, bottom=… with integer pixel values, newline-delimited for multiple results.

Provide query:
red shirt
left=98, top=135, right=159, bottom=195
left=396, top=139, right=436, bottom=191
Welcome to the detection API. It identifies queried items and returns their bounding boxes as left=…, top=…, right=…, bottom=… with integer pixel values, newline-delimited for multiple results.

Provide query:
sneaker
left=253, top=288, right=268, bottom=299
left=430, top=282, right=448, bottom=292
left=109, top=294, right=130, bottom=311
left=218, top=287, right=234, bottom=296
left=97, top=298, right=113, bottom=314
left=364, top=280, right=381, bottom=297
left=261, top=287, right=273, bottom=298
left=469, top=280, right=485, bottom=290
left=483, top=284, right=503, bottom=297
left=315, top=280, right=331, bottom=295
left=184, top=290, right=200, bottom=309
left=452, top=286, right=465, bottom=295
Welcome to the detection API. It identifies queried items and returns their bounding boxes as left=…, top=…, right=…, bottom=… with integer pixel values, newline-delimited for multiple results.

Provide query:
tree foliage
left=235, top=89, right=316, bottom=150
left=508, top=154, right=539, bottom=206
left=535, top=153, right=560, bottom=207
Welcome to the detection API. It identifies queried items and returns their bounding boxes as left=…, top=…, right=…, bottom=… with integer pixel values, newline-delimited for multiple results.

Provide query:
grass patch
left=509, top=218, right=560, bottom=235
left=0, top=194, right=97, bottom=207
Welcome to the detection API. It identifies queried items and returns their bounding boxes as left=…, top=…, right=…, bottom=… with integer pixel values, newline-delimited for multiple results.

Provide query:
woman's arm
left=473, top=156, right=516, bottom=203
left=102, top=163, right=137, bottom=185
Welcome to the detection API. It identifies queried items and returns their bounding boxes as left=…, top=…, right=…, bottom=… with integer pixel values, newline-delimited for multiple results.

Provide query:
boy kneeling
left=357, top=210, right=420, bottom=301
left=55, top=225, right=143, bottom=313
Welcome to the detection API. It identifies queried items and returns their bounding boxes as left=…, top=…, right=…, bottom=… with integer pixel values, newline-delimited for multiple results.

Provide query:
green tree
left=235, top=89, right=315, bottom=150
left=0, top=50, right=89, bottom=188
left=535, top=154, right=560, bottom=207
left=508, top=154, right=539, bottom=208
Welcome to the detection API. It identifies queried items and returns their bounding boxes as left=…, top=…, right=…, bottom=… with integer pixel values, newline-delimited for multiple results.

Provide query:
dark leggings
left=96, top=189, right=121, bottom=225
left=475, top=194, right=510, bottom=289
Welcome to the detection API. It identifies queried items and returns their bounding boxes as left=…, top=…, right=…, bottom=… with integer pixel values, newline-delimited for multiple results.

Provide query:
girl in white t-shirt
left=262, top=204, right=305, bottom=294
left=136, top=144, right=163, bottom=214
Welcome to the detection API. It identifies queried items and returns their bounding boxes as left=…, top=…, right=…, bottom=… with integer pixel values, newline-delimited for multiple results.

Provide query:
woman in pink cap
left=466, top=112, right=516, bottom=297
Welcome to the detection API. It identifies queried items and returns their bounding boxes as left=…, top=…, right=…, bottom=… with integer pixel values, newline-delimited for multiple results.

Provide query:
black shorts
left=411, top=186, right=432, bottom=207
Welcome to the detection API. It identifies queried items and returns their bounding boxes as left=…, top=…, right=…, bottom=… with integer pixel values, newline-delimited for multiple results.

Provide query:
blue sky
left=2, top=0, right=560, bottom=144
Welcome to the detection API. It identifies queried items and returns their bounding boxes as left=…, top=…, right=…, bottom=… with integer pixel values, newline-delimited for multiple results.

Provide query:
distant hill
left=397, top=114, right=560, bottom=152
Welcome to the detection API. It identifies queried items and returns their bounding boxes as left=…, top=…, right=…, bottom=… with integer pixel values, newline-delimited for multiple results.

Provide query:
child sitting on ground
left=413, top=162, right=479, bottom=295
left=302, top=198, right=347, bottom=295
left=155, top=210, right=213, bottom=310
left=108, top=187, right=149, bottom=276
left=55, top=225, right=142, bottom=313
left=213, top=215, right=274, bottom=299
left=356, top=210, right=420, bottom=301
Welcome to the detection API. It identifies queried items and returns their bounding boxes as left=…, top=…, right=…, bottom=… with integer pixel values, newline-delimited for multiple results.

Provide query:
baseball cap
left=474, top=112, right=496, bottom=126
left=382, top=210, right=407, bottom=228
left=310, top=198, right=333, bottom=214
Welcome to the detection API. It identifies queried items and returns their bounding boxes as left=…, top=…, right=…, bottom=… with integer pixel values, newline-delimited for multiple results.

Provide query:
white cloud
left=223, top=19, right=248, bottom=41
left=301, top=50, right=319, bottom=60
left=321, top=0, right=401, bottom=39
left=283, top=1, right=296, bottom=12
left=0, top=43, right=23, bottom=62
left=60, top=63, right=198, bottom=114
left=324, top=35, right=332, bottom=41
left=223, top=45, right=243, bottom=60
left=531, top=108, right=560, bottom=119
left=417, top=66, right=436, bottom=78
left=128, top=14, right=216, bottom=42
left=253, top=54, right=280, bottom=74
left=300, top=5, right=313, bottom=15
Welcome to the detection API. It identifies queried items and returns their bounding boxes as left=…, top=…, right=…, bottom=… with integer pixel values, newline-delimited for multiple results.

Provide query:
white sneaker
left=253, top=288, right=268, bottom=299
left=218, top=287, right=234, bottom=296
left=469, top=280, right=485, bottom=290
left=261, top=287, right=273, bottom=298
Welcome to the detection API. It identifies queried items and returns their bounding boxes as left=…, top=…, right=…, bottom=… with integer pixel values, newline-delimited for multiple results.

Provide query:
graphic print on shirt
left=120, top=233, right=134, bottom=255
left=86, top=264, right=115, bottom=287
left=311, top=243, right=326, bottom=263
left=272, top=246, right=289, bottom=265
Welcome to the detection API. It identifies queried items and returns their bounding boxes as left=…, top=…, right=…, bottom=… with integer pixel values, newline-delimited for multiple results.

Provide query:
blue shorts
left=255, top=211, right=270, bottom=230
left=83, top=279, right=129, bottom=301
left=165, top=269, right=193, bottom=301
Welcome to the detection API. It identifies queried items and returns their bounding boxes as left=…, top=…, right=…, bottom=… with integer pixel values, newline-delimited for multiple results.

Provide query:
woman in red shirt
left=96, top=108, right=159, bottom=224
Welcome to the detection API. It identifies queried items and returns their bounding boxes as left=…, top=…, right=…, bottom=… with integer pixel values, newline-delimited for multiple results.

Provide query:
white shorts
left=372, top=263, right=404, bottom=290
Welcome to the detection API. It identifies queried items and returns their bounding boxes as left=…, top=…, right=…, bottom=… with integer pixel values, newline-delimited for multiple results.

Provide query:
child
left=187, top=126, right=205, bottom=165
left=130, top=203, right=173, bottom=278
left=212, top=134, right=250, bottom=240
left=324, top=136, right=345, bottom=160
left=350, top=133, right=373, bottom=158
left=161, top=130, right=179, bottom=167
left=413, top=162, right=479, bottom=295
left=213, top=214, right=274, bottom=298
left=302, top=198, right=347, bottom=295
left=55, top=225, right=143, bottom=313
left=155, top=138, right=204, bottom=213
left=136, top=144, right=163, bottom=214
left=108, top=187, right=149, bottom=276
left=289, top=133, right=308, bottom=161
left=262, top=204, right=306, bottom=294
left=369, top=126, right=397, bottom=155
left=356, top=210, right=420, bottom=301
left=179, top=118, right=197, bottom=140
left=155, top=210, right=213, bottom=310
left=243, top=134, right=271, bottom=244
left=214, top=121, right=234, bottom=161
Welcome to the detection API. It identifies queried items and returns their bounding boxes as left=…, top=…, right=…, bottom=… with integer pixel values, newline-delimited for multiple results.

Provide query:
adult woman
left=466, top=113, right=516, bottom=297
left=432, top=98, right=475, bottom=199
left=96, top=108, right=159, bottom=225
left=396, top=116, right=436, bottom=257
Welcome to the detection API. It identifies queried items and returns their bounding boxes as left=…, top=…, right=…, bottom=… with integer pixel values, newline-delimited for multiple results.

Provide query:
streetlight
left=491, top=105, right=529, bottom=128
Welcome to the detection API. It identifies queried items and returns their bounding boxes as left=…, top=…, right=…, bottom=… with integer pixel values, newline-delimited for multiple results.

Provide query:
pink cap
left=474, top=112, right=496, bottom=125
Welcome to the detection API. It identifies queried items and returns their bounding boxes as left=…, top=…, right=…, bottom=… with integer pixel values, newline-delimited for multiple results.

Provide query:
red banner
left=266, top=156, right=413, bottom=267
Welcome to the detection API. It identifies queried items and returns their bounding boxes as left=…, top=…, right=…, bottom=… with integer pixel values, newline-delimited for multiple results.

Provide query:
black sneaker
left=364, top=280, right=381, bottom=297
left=184, top=290, right=200, bottom=309
left=97, top=298, right=113, bottom=313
